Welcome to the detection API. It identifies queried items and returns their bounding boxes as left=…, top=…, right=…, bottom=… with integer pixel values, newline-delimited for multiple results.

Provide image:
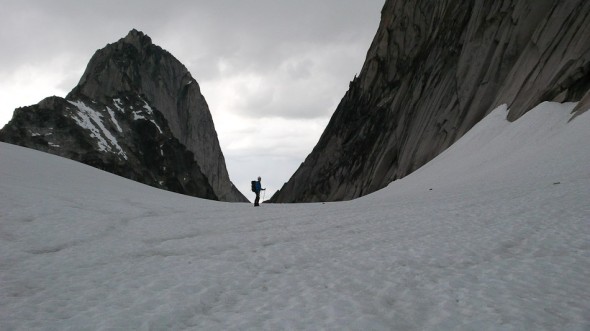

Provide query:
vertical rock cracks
left=271, top=0, right=590, bottom=202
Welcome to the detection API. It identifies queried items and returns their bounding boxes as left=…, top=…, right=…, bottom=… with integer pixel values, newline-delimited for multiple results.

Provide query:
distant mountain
left=270, top=0, right=590, bottom=203
left=0, top=29, right=248, bottom=202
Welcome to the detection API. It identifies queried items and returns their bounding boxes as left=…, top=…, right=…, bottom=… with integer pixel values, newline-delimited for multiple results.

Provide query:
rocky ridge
left=271, top=0, right=590, bottom=203
left=0, top=30, right=248, bottom=202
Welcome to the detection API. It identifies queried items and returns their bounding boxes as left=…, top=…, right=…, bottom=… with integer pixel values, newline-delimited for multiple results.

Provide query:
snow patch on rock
left=68, top=100, right=127, bottom=160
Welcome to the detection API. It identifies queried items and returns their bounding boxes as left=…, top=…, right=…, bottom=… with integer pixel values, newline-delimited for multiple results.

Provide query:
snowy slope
left=1, top=102, right=589, bottom=330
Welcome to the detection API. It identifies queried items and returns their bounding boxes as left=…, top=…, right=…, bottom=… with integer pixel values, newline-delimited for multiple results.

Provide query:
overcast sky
left=0, top=0, right=384, bottom=199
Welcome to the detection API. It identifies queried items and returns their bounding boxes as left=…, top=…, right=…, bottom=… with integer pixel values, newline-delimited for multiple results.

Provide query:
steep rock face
left=69, top=29, right=246, bottom=202
left=1, top=30, right=247, bottom=202
left=0, top=93, right=217, bottom=199
left=271, top=0, right=590, bottom=202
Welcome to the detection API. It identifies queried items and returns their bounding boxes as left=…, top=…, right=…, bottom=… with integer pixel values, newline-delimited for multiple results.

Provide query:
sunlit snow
left=0, top=102, right=589, bottom=330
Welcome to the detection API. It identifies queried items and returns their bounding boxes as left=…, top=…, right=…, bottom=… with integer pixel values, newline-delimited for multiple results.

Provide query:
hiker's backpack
left=251, top=181, right=256, bottom=192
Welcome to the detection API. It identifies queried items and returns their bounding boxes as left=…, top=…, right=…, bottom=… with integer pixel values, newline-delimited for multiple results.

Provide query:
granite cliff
left=0, top=30, right=248, bottom=202
left=271, top=0, right=590, bottom=202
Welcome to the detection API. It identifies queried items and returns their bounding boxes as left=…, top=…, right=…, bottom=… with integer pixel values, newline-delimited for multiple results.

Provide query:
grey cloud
left=158, top=0, right=384, bottom=76
left=1, top=1, right=383, bottom=116
left=211, top=39, right=371, bottom=120
left=2, top=0, right=383, bottom=86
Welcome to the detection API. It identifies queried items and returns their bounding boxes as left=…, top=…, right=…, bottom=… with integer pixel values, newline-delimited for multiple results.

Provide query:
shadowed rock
left=271, top=0, right=590, bottom=203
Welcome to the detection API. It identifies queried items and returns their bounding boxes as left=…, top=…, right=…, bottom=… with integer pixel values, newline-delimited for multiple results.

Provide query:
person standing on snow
left=254, top=176, right=266, bottom=207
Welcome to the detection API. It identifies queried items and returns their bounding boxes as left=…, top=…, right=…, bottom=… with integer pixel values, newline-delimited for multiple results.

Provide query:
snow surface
left=0, top=102, right=589, bottom=330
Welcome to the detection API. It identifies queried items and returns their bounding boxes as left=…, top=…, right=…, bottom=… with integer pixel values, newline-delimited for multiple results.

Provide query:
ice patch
left=113, top=98, right=125, bottom=113
left=152, top=122, right=163, bottom=134
left=132, top=106, right=163, bottom=134
left=106, top=107, right=123, bottom=133
left=143, top=101, right=154, bottom=115
left=132, top=111, right=163, bottom=133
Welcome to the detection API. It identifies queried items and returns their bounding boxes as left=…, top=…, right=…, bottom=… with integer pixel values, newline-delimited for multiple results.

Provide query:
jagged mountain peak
left=71, top=29, right=183, bottom=102
left=74, top=30, right=248, bottom=201
left=1, top=30, right=248, bottom=202
left=122, top=29, right=153, bottom=50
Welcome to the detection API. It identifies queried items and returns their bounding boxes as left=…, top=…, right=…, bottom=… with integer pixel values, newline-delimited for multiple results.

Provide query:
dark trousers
left=254, top=192, right=260, bottom=206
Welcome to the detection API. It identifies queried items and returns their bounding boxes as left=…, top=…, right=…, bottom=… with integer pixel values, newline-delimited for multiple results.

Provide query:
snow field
left=0, top=101, right=589, bottom=330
